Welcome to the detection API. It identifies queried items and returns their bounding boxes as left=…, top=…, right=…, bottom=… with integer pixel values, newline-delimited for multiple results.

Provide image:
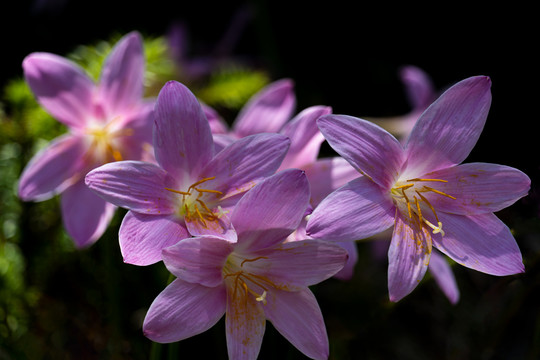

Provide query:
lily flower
left=306, top=76, right=530, bottom=302
left=143, top=169, right=348, bottom=360
left=18, top=31, right=154, bottom=248
left=85, top=81, right=290, bottom=266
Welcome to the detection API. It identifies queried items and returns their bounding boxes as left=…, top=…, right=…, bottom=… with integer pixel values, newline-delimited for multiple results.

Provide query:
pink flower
left=18, top=31, right=154, bottom=248
left=306, top=76, right=530, bottom=302
left=85, top=81, right=290, bottom=266
left=143, top=169, right=348, bottom=360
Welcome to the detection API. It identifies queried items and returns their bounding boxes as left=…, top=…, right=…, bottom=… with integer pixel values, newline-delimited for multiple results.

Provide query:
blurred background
left=1, top=1, right=539, bottom=359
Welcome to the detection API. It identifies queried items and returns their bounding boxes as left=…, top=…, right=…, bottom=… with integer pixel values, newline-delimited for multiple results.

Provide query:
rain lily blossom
left=143, top=169, right=348, bottom=360
left=85, top=81, right=290, bottom=266
left=306, top=76, right=530, bottom=302
left=18, top=31, right=154, bottom=248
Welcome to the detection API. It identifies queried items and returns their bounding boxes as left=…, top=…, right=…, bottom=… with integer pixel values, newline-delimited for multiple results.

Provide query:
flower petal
left=85, top=160, right=177, bottom=214
left=433, top=212, right=524, bottom=275
left=184, top=214, right=237, bottom=242
left=403, top=76, right=492, bottom=177
left=232, top=169, right=310, bottom=252
left=333, top=241, right=358, bottom=281
left=399, top=65, right=436, bottom=110
left=143, top=278, right=226, bottom=343
left=264, top=288, right=329, bottom=360
left=18, top=133, right=89, bottom=201
left=388, top=213, right=432, bottom=302
left=114, top=100, right=155, bottom=161
left=428, top=250, right=460, bottom=304
left=279, top=105, right=331, bottom=169
left=419, top=162, right=531, bottom=215
left=22, top=52, right=95, bottom=129
left=119, top=211, right=189, bottom=266
left=153, top=81, right=214, bottom=181
left=162, top=236, right=233, bottom=287
left=60, top=180, right=116, bottom=248
left=98, top=31, right=145, bottom=116
left=317, top=114, right=405, bottom=190
left=233, top=78, right=296, bottom=137
left=306, top=176, right=395, bottom=242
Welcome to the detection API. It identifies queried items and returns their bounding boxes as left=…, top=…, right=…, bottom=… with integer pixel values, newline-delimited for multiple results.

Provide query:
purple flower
left=85, top=81, right=290, bottom=266
left=306, top=76, right=530, bottom=302
left=142, top=169, right=348, bottom=360
left=18, top=31, right=154, bottom=248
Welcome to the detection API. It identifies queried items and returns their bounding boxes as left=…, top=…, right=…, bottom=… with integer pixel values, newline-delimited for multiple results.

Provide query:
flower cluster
left=18, top=32, right=531, bottom=359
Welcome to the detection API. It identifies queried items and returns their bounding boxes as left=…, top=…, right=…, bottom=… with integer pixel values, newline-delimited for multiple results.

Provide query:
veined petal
left=185, top=214, right=237, bottom=242
left=98, top=31, right=145, bottom=116
left=317, top=114, right=405, bottom=190
left=333, top=241, right=358, bottom=281
left=264, top=288, right=329, bottom=360
left=143, top=279, right=226, bottom=343
left=18, top=133, right=89, bottom=201
left=23, top=52, right=95, bottom=129
left=240, top=239, right=348, bottom=289
left=388, top=213, right=432, bottom=302
left=162, top=236, right=233, bottom=287
left=226, top=283, right=266, bottom=360
left=201, top=133, right=290, bottom=200
left=419, top=162, right=531, bottom=215
left=433, top=212, right=524, bottom=275
left=60, top=180, right=116, bottom=248
left=119, top=211, right=189, bottom=266
left=233, top=78, right=296, bottom=137
left=85, top=160, right=176, bottom=214
left=114, top=100, right=155, bottom=161
left=279, top=105, right=331, bottom=169
left=404, top=76, right=492, bottom=176
left=153, top=81, right=214, bottom=181
left=232, top=169, right=310, bottom=253
left=306, top=176, right=395, bottom=242
left=428, top=250, right=460, bottom=304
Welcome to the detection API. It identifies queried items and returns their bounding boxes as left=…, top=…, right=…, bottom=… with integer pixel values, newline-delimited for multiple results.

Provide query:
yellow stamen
left=407, top=178, right=448, bottom=183
left=422, top=186, right=456, bottom=200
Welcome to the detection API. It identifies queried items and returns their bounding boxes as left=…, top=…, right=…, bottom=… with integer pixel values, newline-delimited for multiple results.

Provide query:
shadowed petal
left=403, top=76, right=492, bottom=177
left=317, top=114, right=405, bottom=190
left=119, top=211, right=189, bottom=266
left=61, top=180, right=116, bottom=248
left=399, top=65, right=436, bottom=110
left=18, top=133, right=89, bottom=201
left=233, top=78, right=296, bottom=137
left=23, top=52, right=95, bottom=129
left=428, top=250, right=460, bottom=304
left=388, top=213, right=432, bottom=302
left=333, top=241, right=358, bottom=281
left=307, top=176, right=395, bottom=242
left=153, top=81, right=214, bottom=181
left=264, top=288, right=329, bottom=360
left=433, top=212, right=524, bottom=275
left=98, top=31, right=144, bottom=116
left=143, top=279, right=226, bottom=343
left=85, top=160, right=177, bottom=214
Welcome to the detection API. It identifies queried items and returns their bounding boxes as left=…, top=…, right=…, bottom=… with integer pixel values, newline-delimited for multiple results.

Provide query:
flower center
left=390, top=178, right=456, bottom=236
left=165, top=177, right=224, bottom=227
left=86, top=117, right=134, bottom=162
left=222, top=254, right=273, bottom=305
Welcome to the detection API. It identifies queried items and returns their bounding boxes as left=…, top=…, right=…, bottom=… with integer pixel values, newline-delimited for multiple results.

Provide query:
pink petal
left=201, top=102, right=228, bottom=134
left=233, top=78, right=296, bottom=137
left=403, top=76, right=492, bottom=177
left=388, top=213, right=432, bottom=302
left=22, top=52, right=95, bottom=129
left=119, top=211, right=189, bottom=266
left=184, top=214, right=237, bottom=242
left=399, top=65, right=436, bottom=110
left=306, top=176, right=396, bottom=242
left=317, top=114, right=405, bottom=190
left=85, top=160, right=177, bottom=214
left=18, top=133, right=89, bottom=201
left=162, top=236, right=233, bottom=287
left=232, top=169, right=310, bottom=253
left=113, top=100, right=155, bottom=161
left=153, top=81, right=214, bottom=181
left=97, top=31, right=145, bottom=116
left=419, top=162, right=530, bottom=215
left=428, top=250, right=460, bottom=304
left=264, top=288, right=329, bottom=360
left=279, top=105, right=331, bottom=169
left=333, top=241, right=358, bottom=281
left=60, top=180, right=116, bottom=248
left=143, top=279, right=226, bottom=343
left=433, top=212, right=524, bottom=275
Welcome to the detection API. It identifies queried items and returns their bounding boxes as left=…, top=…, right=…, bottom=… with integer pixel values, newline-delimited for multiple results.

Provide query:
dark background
left=1, top=1, right=539, bottom=359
